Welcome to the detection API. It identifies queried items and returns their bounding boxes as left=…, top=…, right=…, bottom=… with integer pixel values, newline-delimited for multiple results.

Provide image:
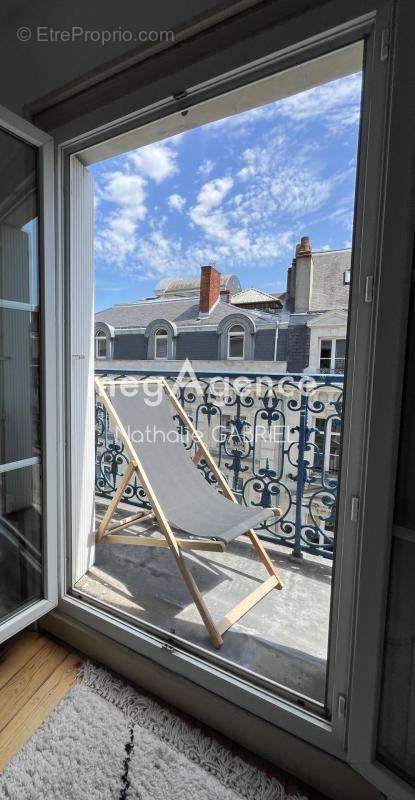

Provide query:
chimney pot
left=296, top=235, right=312, bottom=257
left=199, top=265, right=221, bottom=313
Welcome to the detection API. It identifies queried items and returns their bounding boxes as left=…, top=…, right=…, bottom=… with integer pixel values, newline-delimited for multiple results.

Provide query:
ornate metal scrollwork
left=95, top=371, right=343, bottom=559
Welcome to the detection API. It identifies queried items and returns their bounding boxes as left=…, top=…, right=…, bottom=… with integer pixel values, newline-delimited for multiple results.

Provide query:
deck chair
left=95, top=376, right=283, bottom=648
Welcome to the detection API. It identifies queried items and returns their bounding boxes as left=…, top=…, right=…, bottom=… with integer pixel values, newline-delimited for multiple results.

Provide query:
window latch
left=364, top=275, right=374, bottom=303
left=337, top=694, right=347, bottom=720
left=351, top=496, right=359, bottom=523
left=380, top=27, right=390, bottom=62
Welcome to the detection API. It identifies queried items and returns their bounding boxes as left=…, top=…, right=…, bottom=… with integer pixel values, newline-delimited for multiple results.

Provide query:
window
left=319, top=338, right=346, bottom=373
left=343, top=268, right=351, bottom=285
left=155, top=328, right=168, bottom=359
left=79, top=27, right=372, bottom=730
left=95, top=330, right=107, bottom=359
left=313, top=417, right=341, bottom=475
left=227, top=324, right=245, bottom=359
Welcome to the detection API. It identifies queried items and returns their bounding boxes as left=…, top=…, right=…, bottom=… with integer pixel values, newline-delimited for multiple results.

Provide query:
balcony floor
left=76, top=501, right=332, bottom=704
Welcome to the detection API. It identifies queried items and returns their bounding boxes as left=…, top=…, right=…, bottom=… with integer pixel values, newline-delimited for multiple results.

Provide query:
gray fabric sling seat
left=110, top=385, right=273, bottom=544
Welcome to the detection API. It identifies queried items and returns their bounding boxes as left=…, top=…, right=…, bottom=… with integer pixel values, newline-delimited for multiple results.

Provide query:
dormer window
left=227, top=324, right=245, bottom=359
left=155, top=328, right=168, bottom=360
left=95, top=329, right=107, bottom=359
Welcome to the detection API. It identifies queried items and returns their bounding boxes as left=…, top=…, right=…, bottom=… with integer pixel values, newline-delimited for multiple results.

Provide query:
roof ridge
left=313, top=247, right=352, bottom=254
left=110, top=296, right=198, bottom=309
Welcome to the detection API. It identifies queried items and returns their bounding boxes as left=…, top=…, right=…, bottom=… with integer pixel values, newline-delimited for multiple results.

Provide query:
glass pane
left=96, top=336, right=107, bottom=358
left=0, top=125, right=43, bottom=625
left=334, top=339, right=346, bottom=373
left=0, top=464, right=42, bottom=621
left=90, top=45, right=363, bottom=710
left=155, top=336, right=168, bottom=358
left=0, top=309, right=41, bottom=464
left=335, top=339, right=346, bottom=357
left=320, top=340, right=332, bottom=372
left=0, top=131, right=38, bottom=306
left=229, top=335, right=244, bottom=357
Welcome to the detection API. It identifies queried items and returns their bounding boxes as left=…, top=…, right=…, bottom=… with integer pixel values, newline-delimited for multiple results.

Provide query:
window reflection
left=0, top=126, right=43, bottom=624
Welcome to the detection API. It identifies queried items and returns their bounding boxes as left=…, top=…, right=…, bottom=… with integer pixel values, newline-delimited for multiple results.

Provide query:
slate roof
left=95, top=296, right=276, bottom=331
left=310, top=249, right=351, bottom=311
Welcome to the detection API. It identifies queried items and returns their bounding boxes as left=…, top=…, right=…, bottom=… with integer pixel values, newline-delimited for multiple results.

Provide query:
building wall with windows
left=95, top=238, right=350, bottom=372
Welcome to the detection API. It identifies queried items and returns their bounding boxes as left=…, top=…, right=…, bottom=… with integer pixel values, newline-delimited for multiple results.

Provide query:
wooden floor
left=0, top=630, right=82, bottom=773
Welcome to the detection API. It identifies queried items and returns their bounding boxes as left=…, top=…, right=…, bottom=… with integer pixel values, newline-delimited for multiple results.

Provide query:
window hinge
left=351, top=495, right=359, bottom=523
left=380, top=27, right=390, bottom=62
left=364, top=275, right=374, bottom=303
left=337, top=693, right=347, bottom=720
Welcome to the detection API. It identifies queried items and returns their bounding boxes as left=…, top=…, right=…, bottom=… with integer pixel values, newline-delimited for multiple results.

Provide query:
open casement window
left=227, top=324, right=245, bottom=359
left=70, top=157, right=95, bottom=581
left=60, top=5, right=415, bottom=796
left=154, top=328, right=168, bottom=360
left=0, top=104, right=57, bottom=644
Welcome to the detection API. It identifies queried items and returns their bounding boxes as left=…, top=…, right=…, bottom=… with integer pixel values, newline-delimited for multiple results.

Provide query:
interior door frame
left=0, top=104, right=58, bottom=644
left=53, top=0, right=403, bottom=770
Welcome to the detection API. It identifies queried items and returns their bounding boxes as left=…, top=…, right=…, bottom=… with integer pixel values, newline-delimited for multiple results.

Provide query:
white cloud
left=93, top=73, right=360, bottom=280
left=205, top=73, right=362, bottom=135
left=103, top=172, right=147, bottom=218
left=129, top=141, right=178, bottom=183
left=193, top=176, right=233, bottom=212
left=134, top=222, right=294, bottom=281
left=197, top=159, right=215, bottom=176
left=277, top=73, right=362, bottom=129
left=168, top=193, right=186, bottom=211
left=270, top=172, right=332, bottom=213
left=237, top=165, right=255, bottom=181
left=95, top=171, right=147, bottom=263
left=189, top=176, right=236, bottom=242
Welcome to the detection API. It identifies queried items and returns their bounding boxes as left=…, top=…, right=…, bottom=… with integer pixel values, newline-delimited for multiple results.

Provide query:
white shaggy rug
left=0, top=663, right=309, bottom=800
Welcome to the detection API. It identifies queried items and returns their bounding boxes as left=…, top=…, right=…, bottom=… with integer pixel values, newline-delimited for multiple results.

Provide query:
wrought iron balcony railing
left=95, top=368, right=344, bottom=560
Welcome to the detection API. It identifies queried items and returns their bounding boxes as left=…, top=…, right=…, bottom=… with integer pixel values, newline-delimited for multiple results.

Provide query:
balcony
left=79, top=366, right=344, bottom=704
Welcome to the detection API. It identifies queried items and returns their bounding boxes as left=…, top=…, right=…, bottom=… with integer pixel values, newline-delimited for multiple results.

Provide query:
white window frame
left=50, top=3, right=415, bottom=794
left=0, top=105, right=58, bottom=644
left=154, top=328, right=168, bottom=360
left=95, top=329, right=107, bottom=359
left=227, top=326, right=245, bottom=360
left=319, top=337, right=346, bottom=373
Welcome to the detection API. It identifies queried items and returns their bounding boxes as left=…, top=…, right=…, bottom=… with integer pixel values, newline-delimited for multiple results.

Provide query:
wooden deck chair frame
left=95, top=375, right=283, bottom=649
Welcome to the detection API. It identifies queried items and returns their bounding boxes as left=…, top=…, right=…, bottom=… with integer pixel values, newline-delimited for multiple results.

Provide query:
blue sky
left=91, top=72, right=362, bottom=311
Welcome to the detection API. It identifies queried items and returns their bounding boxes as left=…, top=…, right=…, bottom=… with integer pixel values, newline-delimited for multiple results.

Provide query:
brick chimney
left=199, top=265, right=221, bottom=314
left=294, top=236, right=313, bottom=313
